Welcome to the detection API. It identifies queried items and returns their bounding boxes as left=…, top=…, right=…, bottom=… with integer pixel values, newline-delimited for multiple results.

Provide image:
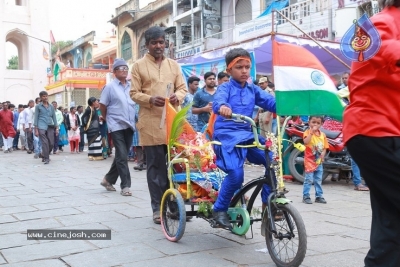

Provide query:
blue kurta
left=211, top=79, right=277, bottom=212
left=212, top=79, right=276, bottom=152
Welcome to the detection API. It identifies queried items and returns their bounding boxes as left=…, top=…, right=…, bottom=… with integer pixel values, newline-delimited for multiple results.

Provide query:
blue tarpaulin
left=258, top=0, right=289, bottom=18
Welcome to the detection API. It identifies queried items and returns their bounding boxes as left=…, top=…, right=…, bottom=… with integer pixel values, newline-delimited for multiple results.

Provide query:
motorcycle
left=283, top=120, right=352, bottom=183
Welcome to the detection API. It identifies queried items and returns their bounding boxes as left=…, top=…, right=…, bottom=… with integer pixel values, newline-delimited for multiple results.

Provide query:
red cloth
left=343, top=7, right=400, bottom=143
left=0, top=109, right=16, bottom=138
left=323, top=119, right=343, bottom=132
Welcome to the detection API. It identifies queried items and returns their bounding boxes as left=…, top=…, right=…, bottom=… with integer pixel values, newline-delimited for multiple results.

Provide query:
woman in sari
left=96, top=103, right=110, bottom=159
left=82, top=97, right=103, bottom=161
left=57, top=106, right=69, bottom=151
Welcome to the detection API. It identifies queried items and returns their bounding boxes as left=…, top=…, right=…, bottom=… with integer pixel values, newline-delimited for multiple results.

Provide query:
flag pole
left=271, top=10, right=286, bottom=192
left=275, top=10, right=350, bottom=70
left=49, top=41, right=52, bottom=73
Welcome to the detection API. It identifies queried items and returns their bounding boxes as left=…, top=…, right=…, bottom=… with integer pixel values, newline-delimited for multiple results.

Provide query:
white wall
left=1, top=0, right=50, bottom=104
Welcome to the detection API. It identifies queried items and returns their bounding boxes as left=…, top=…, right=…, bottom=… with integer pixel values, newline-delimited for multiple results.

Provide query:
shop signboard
left=203, top=0, right=222, bottom=38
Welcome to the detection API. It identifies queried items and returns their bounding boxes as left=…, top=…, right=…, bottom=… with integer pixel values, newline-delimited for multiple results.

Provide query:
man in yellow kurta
left=130, top=26, right=187, bottom=224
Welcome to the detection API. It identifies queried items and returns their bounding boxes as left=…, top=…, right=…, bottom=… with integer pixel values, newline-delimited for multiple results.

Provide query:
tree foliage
left=6, top=56, right=18, bottom=70
left=51, top=40, right=73, bottom=56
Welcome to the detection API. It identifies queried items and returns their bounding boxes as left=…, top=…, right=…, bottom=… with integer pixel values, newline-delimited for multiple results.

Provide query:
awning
left=258, top=0, right=289, bottom=18
left=177, top=34, right=351, bottom=75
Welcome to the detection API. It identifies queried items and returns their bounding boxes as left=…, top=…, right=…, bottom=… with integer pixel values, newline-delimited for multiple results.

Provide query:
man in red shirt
left=0, top=102, right=16, bottom=153
left=343, top=2, right=400, bottom=267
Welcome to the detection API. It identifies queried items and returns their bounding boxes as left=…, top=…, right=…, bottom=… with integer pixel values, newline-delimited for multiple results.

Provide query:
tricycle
left=160, top=110, right=307, bottom=267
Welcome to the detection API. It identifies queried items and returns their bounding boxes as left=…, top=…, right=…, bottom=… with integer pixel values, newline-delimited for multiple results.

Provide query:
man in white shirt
left=23, top=100, right=35, bottom=153
left=17, top=105, right=26, bottom=150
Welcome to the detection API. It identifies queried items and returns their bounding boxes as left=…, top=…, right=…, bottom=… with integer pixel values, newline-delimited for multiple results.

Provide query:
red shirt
left=343, top=7, right=400, bottom=144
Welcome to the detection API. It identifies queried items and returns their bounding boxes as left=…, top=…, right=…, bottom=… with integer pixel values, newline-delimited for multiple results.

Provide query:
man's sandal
left=120, top=187, right=132, bottom=196
left=153, top=211, right=161, bottom=224
left=100, top=178, right=116, bottom=191
left=354, top=184, right=369, bottom=191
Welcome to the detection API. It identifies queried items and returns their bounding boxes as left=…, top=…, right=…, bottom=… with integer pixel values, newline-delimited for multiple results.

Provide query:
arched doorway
left=86, top=52, right=92, bottom=68
left=5, top=29, right=30, bottom=70
left=235, top=0, right=252, bottom=24
left=121, top=32, right=132, bottom=61
left=138, top=33, right=146, bottom=59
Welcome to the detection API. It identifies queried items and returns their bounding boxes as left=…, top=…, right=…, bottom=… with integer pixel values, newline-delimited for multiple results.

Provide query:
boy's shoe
left=133, top=164, right=146, bottom=171
left=212, top=211, right=232, bottom=230
left=315, top=197, right=327, bottom=204
left=34, top=153, right=39, bottom=159
left=302, top=197, right=312, bottom=204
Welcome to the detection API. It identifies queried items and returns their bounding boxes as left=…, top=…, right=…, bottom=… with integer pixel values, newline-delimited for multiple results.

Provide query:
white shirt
left=22, top=107, right=34, bottom=128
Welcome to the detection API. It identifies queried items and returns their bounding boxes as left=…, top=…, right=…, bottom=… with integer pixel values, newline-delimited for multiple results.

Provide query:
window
left=86, top=52, right=92, bottom=68
left=138, top=34, right=146, bottom=59
left=121, top=32, right=132, bottom=61
left=235, top=0, right=252, bottom=24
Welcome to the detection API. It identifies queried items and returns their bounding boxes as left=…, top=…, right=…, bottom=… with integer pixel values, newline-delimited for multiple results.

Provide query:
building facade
left=45, top=32, right=110, bottom=109
left=1, top=0, right=50, bottom=104
left=172, top=0, right=381, bottom=59
left=110, top=0, right=175, bottom=62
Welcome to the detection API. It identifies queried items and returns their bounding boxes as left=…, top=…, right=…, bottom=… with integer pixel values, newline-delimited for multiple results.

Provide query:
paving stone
left=32, top=200, right=93, bottom=210
left=143, top=233, right=240, bottom=255
left=75, top=203, right=135, bottom=213
left=54, top=211, right=127, bottom=227
left=123, top=251, right=237, bottom=267
left=0, top=218, right=63, bottom=235
left=62, top=243, right=164, bottom=267
left=86, top=195, right=143, bottom=205
left=0, top=259, right=67, bottom=267
left=0, top=205, right=38, bottom=215
left=0, top=215, right=18, bottom=224
left=101, top=217, right=160, bottom=232
left=0, top=233, right=38, bottom=249
left=1, top=240, right=96, bottom=263
left=301, top=250, right=366, bottom=267
left=87, top=228, right=162, bottom=248
left=0, top=254, right=6, bottom=264
left=0, top=197, right=57, bottom=207
left=0, top=189, right=38, bottom=197
left=13, top=207, right=82, bottom=221
left=306, top=235, right=370, bottom=254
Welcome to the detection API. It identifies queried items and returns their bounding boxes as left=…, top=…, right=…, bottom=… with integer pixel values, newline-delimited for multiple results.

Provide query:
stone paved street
left=0, top=149, right=371, bottom=267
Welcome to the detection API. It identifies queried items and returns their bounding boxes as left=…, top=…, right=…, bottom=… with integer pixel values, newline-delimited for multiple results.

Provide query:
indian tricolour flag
left=273, top=41, right=345, bottom=121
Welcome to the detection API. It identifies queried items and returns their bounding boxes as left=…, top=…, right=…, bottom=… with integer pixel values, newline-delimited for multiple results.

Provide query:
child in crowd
left=302, top=116, right=329, bottom=204
left=211, top=48, right=276, bottom=229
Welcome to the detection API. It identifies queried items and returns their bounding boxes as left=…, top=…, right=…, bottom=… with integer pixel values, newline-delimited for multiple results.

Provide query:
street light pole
left=17, top=31, right=52, bottom=72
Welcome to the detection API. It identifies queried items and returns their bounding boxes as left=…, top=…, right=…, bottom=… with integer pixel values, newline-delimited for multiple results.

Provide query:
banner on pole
left=180, top=51, right=256, bottom=87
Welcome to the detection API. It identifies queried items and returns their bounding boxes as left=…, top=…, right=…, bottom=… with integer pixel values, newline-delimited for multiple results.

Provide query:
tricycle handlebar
left=229, top=113, right=263, bottom=149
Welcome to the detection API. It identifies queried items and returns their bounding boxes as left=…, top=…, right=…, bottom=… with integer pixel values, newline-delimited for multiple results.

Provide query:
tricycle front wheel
left=265, top=203, right=307, bottom=267
left=161, top=189, right=186, bottom=242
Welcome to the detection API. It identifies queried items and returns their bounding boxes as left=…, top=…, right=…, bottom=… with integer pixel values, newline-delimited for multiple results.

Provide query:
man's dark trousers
left=53, top=130, right=59, bottom=153
left=12, top=127, right=19, bottom=148
left=347, top=135, right=400, bottom=267
left=24, top=129, right=34, bottom=151
left=38, top=128, right=55, bottom=161
left=143, top=145, right=168, bottom=213
left=105, top=128, right=133, bottom=189
left=79, top=126, right=85, bottom=152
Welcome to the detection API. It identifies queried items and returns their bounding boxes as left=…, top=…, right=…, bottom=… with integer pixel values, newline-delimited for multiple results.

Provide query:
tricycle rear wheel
left=161, top=189, right=186, bottom=242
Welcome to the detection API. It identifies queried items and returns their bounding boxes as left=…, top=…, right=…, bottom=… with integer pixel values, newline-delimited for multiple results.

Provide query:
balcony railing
left=132, top=0, right=172, bottom=21
left=116, top=1, right=138, bottom=16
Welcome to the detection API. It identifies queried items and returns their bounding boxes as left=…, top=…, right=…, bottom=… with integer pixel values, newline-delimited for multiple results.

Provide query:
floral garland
left=171, top=132, right=222, bottom=203
left=264, top=131, right=282, bottom=182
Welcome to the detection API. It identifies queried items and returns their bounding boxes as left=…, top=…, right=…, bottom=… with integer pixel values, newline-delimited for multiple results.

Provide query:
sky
left=5, top=0, right=154, bottom=64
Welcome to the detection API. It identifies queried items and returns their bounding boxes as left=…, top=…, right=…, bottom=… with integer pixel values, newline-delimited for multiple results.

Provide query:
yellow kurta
left=130, top=54, right=187, bottom=146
